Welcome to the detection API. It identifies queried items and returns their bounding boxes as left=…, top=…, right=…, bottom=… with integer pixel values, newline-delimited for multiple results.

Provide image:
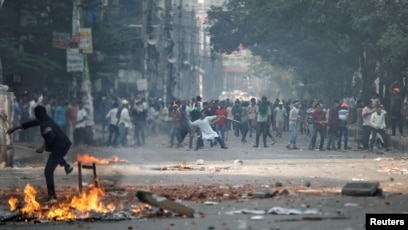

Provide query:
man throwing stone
left=189, top=112, right=228, bottom=150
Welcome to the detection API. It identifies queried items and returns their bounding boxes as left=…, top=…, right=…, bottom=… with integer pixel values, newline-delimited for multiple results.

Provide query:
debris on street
left=378, top=166, right=407, bottom=173
left=136, top=190, right=195, bottom=218
left=225, top=206, right=321, bottom=215
left=267, top=207, right=321, bottom=215
left=341, top=182, right=381, bottom=196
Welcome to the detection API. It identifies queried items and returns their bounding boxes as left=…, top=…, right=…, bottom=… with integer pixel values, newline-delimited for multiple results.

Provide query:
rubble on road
left=136, top=190, right=195, bottom=218
left=341, top=182, right=382, bottom=196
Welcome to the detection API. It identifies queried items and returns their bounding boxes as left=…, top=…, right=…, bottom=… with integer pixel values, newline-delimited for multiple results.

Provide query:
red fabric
left=215, top=108, right=228, bottom=125
left=312, top=110, right=326, bottom=127
left=172, top=110, right=181, bottom=128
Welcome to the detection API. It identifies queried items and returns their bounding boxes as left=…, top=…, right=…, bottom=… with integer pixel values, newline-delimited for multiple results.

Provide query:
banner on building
left=67, top=48, right=83, bottom=72
left=79, top=28, right=93, bottom=53
left=52, top=32, right=71, bottom=49
left=72, top=5, right=80, bottom=43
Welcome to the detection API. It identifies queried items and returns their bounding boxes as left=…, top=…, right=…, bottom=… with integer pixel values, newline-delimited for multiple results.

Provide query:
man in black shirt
left=7, top=105, right=73, bottom=204
left=189, top=103, right=202, bottom=149
left=133, top=101, right=147, bottom=146
left=389, top=80, right=404, bottom=136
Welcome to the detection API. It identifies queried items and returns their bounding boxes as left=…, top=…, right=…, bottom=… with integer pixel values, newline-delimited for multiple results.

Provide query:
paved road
left=0, top=129, right=407, bottom=230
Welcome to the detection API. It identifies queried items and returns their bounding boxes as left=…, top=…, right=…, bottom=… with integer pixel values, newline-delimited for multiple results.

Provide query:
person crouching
left=189, top=112, right=228, bottom=150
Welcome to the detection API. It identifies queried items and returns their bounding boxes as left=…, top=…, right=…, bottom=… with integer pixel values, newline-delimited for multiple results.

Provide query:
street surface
left=0, top=128, right=407, bottom=230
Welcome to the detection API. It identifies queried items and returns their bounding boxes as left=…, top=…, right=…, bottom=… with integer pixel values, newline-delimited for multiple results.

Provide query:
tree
left=206, top=0, right=358, bottom=101
left=0, top=37, right=60, bottom=72
left=0, top=0, right=63, bottom=77
left=206, top=0, right=408, bottom=103
left=88, top=0, right=144, bottom=78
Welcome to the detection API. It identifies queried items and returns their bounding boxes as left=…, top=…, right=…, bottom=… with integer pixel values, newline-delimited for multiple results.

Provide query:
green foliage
left=0, top=0, right=145, bottom=81
left=89, top=23, right=143, bottom=75
left=88, top=0, right=144, bottom=76
left=0, top=37, right=60, bottom=72
left=206, top=0, right=408, bottom=102
left=0, top=0, right=71, bottom=74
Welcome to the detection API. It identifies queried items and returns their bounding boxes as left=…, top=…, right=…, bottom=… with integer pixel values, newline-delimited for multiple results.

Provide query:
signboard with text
left=67, top=48, right=83, bottom=72
left=79, top=28, right=93, bottom=54
left=52, top=32, right=71, bottom=49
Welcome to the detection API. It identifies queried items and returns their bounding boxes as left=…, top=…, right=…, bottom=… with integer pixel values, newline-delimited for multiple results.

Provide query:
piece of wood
left=0, top=211, right=21, bottom=222
left=104, top=187, right=125, bottom=192
left=226, top=118, right=241, bottom=123
left=136, top=190, right=195, bottom=217
left=0, top=144, right=36, bottom=151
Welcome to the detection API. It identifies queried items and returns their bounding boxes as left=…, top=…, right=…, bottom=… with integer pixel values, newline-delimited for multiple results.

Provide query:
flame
left=178, top=162, right=187, bottom=169
left=21, top=184, right=41, bottom=215
left=177, top=162, right=193, bottom=170
left=131, top=204, right=153, bottom=217
left=8, top=184, right=118, bottom=221
left=70, top=185, right=115, bottom=214
left=76, top=153, right=128, bottom=164
left=8, top=197, right=18, bottom=211
left=76, top=153, right=109, bottom=164
left=111, top=155, right=128, bottom=163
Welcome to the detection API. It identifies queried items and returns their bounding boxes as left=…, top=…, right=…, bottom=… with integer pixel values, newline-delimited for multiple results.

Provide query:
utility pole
left=71, top=0, right=94, bottom=143
left=176, top=0, right=184, bottom=98
left=164, top=0, right=173, bottom=102
left=188, top=9, right=196, bottom=98
left=141, top=0, right=147, bottom=81
left=141, top=0, right=149, bottom=99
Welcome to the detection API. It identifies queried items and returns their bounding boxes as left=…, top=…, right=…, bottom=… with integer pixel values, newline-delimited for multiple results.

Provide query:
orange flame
left=21, top=184, right=41, bottom=214
left=8, top=184, right=118, bottom=221
left=178, top=162, right=187, bottom=169
left=76, top=153, right=109, bottom=164
left=8, top=197, right=18, bottom=211
left=76, top=153, right=128, bottom=164
left=177, top=162, right=193, bottom=170
left=70, top=185, right=115, bottom=214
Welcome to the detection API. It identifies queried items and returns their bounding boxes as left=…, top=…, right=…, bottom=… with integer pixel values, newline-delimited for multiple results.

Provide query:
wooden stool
left=78, top=162, right=98, bottom=192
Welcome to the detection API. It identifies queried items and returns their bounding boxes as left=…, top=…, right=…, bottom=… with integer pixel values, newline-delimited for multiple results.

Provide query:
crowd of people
left=10, top=80, right=407, bottom=152
left=6, top=83, right=406, bottom=205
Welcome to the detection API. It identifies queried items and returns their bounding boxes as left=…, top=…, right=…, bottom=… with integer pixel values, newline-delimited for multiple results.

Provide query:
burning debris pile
left=6, top=184, right=120, bottom=222
left=1, top=183, right=196, bottom=224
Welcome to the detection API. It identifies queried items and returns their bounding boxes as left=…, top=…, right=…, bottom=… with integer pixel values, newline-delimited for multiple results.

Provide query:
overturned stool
left=78, top=162, right=99, bottom=192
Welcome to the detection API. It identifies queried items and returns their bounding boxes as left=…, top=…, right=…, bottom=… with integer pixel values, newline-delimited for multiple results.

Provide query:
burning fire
left=70, top=186, right=115, bottom=214
left=76, top=153, right=128, bottom=165
left=178, top=162, right=188, bottom=169
left=8, top=197, right=18, bottom=212
left=8, top=184, right=117, bottom=221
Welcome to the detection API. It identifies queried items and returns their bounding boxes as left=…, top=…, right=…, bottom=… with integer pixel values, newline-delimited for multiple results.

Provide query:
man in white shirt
left=274, top=101, right=286, bottom=138
left=118, top=99, right=132, bottom=147
left=189, top=112, right=228, bottom=151
left=247, top=98, right=257, bottom=137
left=105, top=102, right=119, bottom=146
left=361, top=100, right=375, bottom=150
left=73, top=101, right=87, bottom=146
left=369, top=106, right=389, bottom=151
left=287, top=100, right=300, bottom=149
